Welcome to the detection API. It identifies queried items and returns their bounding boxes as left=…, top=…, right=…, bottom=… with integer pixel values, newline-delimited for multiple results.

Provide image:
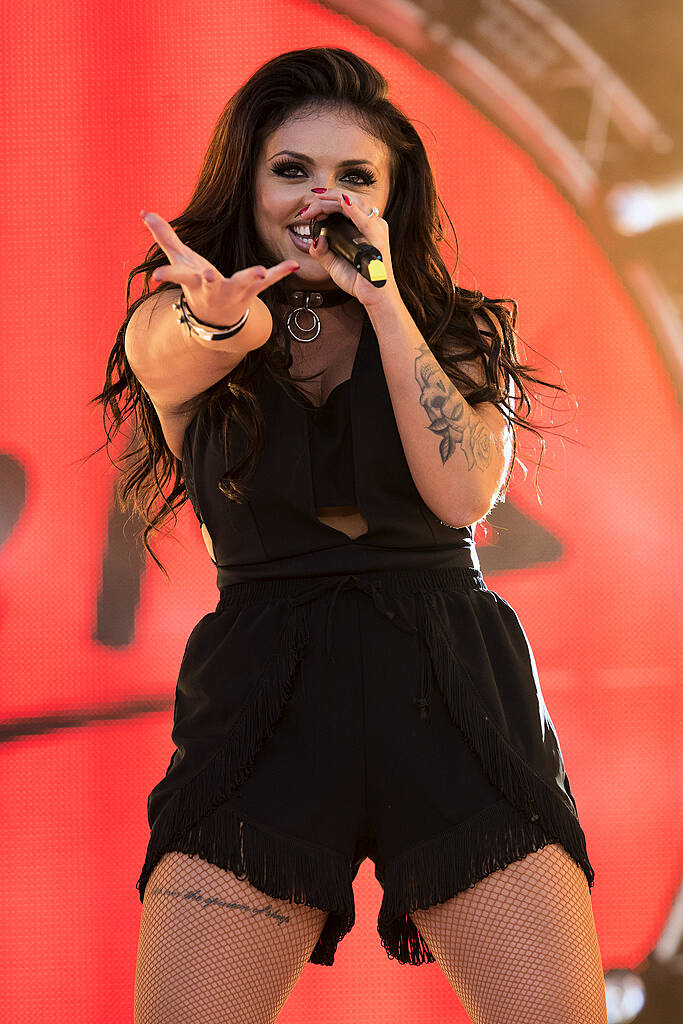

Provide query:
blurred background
left=1, top=1, right=681, bottom=1021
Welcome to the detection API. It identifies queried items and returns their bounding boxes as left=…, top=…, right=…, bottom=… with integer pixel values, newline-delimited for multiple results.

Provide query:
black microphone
left=310, top=212, right=387, bottom=288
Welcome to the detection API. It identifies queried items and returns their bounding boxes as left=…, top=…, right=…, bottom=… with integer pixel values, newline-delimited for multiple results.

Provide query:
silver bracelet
left=173, top=292, right=250, bottom=342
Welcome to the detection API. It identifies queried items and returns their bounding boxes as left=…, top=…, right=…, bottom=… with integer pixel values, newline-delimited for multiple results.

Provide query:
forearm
left=190, top=293, right=273, bottom=354
left=126, top=291, right=274, bottom=413
left=366, top=297, right=508, bottom=528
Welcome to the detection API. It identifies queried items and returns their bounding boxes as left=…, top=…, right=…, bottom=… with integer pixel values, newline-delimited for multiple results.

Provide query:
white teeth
left=289, top=225, right=311, bottom=237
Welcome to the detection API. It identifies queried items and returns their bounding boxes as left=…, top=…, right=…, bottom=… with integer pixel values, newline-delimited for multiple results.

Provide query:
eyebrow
left=269, top=149, right=379, bottom=170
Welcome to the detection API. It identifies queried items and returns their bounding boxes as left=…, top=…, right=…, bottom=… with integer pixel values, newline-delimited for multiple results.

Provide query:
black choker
left=285, top=288, right=352, bottom=343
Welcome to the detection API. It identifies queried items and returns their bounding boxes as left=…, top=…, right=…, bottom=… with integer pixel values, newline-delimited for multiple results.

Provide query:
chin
left=291, top=267, right=330, bottom=283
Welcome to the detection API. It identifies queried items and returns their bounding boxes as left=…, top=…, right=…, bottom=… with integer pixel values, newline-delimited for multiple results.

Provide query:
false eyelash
left=271, top=158, right=377, bottom=186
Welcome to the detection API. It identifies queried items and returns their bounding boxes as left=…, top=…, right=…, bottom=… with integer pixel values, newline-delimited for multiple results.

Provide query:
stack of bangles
left=172, top=291, right=250, bottom=343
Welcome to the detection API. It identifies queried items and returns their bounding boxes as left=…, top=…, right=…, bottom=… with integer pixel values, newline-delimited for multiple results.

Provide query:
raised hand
left=299, top=192, right=399, bottom=309
left=140, top=210, right=299, bottom=337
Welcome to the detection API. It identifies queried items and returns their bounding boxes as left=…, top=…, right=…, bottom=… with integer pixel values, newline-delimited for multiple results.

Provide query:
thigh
left=135, top=851, right=329, bottom=1024
left=410, top=843, right=607, bottom=1024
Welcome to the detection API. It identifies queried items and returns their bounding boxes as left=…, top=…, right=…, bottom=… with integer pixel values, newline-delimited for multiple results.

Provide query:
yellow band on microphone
left=368, top=258, right=387, bottom=284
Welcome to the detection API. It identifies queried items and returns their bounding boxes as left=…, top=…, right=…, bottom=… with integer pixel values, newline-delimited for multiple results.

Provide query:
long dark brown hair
left=89, top=46, right=577, bottom=578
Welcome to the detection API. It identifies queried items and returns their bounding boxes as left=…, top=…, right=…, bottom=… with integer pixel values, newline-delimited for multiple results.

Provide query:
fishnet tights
left=410, top=842, right=608, bottom=1024
left=134, top=851, right=329, bottom=1023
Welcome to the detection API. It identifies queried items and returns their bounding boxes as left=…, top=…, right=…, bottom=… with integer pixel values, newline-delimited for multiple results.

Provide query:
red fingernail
left=313, top=235, right=319, bottom=249
left=296, top=205, right=310, bottom=216
left=311, top=188, right=327, bottom=194
left=342, top=194, right=352, bottom=205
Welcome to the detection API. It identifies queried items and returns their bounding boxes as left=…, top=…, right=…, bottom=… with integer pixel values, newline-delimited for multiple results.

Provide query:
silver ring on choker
left=286, top=292, right=322, bottom=343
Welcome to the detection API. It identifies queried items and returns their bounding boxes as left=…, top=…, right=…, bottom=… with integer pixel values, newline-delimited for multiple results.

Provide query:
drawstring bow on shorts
left=286, top=573, right=434, bottom=720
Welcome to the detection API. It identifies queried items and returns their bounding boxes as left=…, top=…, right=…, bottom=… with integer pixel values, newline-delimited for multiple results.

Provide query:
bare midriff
left=200, top=505, right=368, bottom=562
left=315, top=505, right=369, bottom=540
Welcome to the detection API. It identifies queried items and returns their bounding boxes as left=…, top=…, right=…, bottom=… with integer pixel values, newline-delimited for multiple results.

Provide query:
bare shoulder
left=126, top=286, right=233, bottom=461
left=126, top=285, right=180, bottom=344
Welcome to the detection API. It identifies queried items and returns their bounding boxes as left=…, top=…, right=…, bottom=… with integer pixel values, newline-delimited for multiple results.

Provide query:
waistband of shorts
left=216, top=565, right=487, bottom=609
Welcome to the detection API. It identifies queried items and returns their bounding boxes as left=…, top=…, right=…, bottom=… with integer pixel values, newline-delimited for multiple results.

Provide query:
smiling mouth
left=288, top=224, right=313, bottom=239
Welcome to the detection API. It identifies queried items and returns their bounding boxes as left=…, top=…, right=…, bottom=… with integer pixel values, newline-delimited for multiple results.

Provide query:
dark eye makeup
left=270, top=158, right=377, bottom=186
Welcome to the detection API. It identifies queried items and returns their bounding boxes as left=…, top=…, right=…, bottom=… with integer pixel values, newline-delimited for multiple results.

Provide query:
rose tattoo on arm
left=415, top=344, right=494, bottom=471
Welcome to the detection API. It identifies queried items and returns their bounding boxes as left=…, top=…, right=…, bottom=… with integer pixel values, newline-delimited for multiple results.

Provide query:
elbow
left=423, top=452, right=510, bottom=530
left=430, top=486, right=498, bottom=531
left=430, top=502, right=485, bottom=531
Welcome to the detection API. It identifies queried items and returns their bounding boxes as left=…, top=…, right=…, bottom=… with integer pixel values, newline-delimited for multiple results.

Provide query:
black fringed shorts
left=137, top=565, right=594, bottom=967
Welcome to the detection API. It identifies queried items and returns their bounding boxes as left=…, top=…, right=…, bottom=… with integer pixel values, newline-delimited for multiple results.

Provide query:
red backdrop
left=1, top=1, right=681, bottom=1021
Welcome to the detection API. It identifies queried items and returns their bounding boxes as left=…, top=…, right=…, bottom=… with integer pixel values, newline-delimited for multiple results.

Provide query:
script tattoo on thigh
left=415, top=343, right=494, bottom=471
left=147, top=885, right=291, bottom=925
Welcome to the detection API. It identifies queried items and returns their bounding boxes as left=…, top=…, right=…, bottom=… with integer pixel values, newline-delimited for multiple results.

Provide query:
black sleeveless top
left=182, top=310, right=480, bottom=587
left=307, top=378, right=356, bottom=506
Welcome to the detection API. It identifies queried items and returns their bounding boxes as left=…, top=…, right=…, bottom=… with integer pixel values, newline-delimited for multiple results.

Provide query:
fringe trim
left=144, top=802, right=355, bottom=967
left=376, top=591, right=596, bottom=966
left=377, top=798, right=565, bottom=965
left=136, top=602, right=314, bottom=900
left=417, top=591, right=594, bottom=887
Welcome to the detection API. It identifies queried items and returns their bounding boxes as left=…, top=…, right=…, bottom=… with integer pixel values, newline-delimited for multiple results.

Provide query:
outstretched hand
left=140, top=210, right=300, bottom=330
